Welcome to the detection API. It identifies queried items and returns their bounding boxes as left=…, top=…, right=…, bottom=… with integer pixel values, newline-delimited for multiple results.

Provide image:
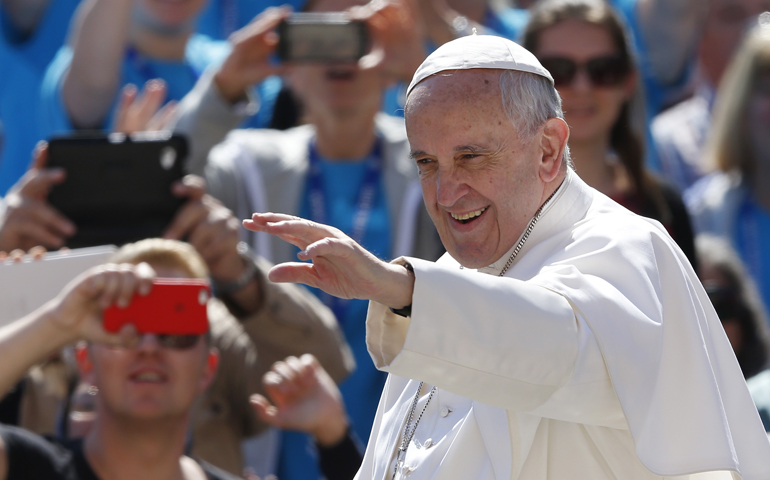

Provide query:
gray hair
left=499, top=70, right=572, bottom=168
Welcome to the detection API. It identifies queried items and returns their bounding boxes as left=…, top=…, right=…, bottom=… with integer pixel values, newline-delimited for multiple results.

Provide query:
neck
left=130, top=24, right=191, bottom=61
left=84, top=414, right=190, bottom=480
left=312, top=112, right=377, bottom=160
left=568, top=136, right=619, bottom=196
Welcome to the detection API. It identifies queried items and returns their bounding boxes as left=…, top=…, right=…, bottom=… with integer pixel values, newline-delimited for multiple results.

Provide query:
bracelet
left=389, top=262, right=414, bottom=318
left=212, top=242, right=258, bottom=295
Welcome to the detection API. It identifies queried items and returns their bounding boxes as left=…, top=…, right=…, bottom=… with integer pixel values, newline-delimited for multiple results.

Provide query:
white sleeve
left=366, top=257, right=626, bottom=429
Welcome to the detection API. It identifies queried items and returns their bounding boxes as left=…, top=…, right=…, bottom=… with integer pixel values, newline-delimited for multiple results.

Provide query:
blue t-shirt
left=39, top=34, right=281, bottom=140
left=278, top=148, right=391, bottom=480
left=0, top=0, right=79, bottom=195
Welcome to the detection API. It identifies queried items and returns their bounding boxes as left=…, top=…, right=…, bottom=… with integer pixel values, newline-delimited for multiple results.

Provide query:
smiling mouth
left=451, top=207, right=487, bottom=224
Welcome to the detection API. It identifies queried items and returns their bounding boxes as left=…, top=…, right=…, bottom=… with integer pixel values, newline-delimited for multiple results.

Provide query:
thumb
left=31, top=141, right=49, bottom=170
left=19, top=168, right=67, bottom=199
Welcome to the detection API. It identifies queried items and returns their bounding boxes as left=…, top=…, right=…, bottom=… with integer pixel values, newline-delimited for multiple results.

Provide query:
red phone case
left=103, top=279, right=210, bottom=335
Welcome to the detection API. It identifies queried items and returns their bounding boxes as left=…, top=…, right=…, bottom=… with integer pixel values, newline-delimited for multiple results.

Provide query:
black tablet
left=47, top=132, right=188, bottom=248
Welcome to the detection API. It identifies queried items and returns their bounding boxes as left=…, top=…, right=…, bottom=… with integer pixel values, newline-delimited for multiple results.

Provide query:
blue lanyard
left=306, top=138, right=383, bottom=323
left=125, top=46, right=201, bottom=84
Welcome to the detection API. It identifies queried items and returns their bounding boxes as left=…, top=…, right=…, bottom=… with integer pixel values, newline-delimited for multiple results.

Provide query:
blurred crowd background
left=2, top=0, right=770, bottom=478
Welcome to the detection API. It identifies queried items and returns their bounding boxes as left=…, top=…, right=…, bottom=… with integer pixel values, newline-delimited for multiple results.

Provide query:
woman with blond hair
left=686, top=18, right=770, bottom=317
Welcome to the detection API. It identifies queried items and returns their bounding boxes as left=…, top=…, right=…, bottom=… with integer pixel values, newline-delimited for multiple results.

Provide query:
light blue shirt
left=0, top=0, right=79, bottom=195
left=39, top=34, right=280, bottom=141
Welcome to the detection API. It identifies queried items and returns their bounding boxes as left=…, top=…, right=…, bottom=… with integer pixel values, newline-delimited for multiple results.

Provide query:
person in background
left=522, top=0, right=698, bottom=268
left=38, top=0, right=289, bottom=143
left=696, top=235, right=770, bottom=379
left=686, top=19, right=770, bottom=315
left=0, top=0, right=80, bottom=196
left=0, top=260, right=242, bottom=480
left=651, top=0, right=770, bottom=192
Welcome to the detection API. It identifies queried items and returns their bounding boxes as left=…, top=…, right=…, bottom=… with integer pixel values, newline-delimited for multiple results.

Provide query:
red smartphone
left=103, top=279, right=210, bottom=335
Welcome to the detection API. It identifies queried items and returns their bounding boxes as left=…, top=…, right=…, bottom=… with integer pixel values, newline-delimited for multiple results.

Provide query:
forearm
left=369, top=258, right=579, bottom=409
left=635, top=0, right=707, bottom=84
left=0, top=303, right=74, bottom=397
left=62, top=0, right=132, bottom=128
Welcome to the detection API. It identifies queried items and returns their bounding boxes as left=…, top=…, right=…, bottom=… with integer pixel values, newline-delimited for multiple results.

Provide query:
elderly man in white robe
left=243, top=35, right=770, bottom=480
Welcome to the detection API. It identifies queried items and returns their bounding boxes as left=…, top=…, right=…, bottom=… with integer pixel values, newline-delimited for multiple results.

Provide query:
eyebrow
left=409, top=145, right=488, bottom=160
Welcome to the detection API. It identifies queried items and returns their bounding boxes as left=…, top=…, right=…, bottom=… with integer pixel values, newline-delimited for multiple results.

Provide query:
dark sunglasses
left=109, top=333, right=202, bottom=350
left=539, top=56, right=630, bottom=88
left=157, top=334, right=202, bottom=350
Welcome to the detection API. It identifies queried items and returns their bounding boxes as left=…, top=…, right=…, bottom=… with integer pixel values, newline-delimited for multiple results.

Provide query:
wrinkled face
left=405, top=70, right=545, bottom=268
left=534, top=20, right=634, bottom=144
left=134, top=0, right=208, bottom=33
left=286, top=0, right=382, bottom=119
left=88, top=266, right=216, bottom=422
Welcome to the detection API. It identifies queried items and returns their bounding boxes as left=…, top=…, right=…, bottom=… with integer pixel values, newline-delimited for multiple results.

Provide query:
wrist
left=212, top=242, right=258, bottom=295
left=381, top=260, right=414, bottom=311
left=312, top=415, right=349, bottom=448
left=213, top=70, right=248, bottom=105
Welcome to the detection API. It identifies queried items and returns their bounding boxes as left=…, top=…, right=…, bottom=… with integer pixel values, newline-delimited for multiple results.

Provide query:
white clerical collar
left=476, top=170, right=574, bottom=276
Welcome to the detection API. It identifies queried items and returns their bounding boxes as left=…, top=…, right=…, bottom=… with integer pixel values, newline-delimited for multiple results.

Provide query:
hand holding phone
left=103, top=279, right=210, bottom=335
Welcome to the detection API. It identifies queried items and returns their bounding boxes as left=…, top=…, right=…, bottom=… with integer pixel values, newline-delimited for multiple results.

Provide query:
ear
left=539, top=117, right=569, bottom=183
left=198, top=348, right=220, bottom=393
left=75, top=342, right=95, bottom=384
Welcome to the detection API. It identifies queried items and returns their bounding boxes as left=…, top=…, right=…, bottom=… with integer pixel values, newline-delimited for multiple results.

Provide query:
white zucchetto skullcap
left=406, top=34, right=554, bottom=97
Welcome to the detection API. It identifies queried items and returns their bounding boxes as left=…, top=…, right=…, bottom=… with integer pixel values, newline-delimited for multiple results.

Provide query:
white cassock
left=358, top=170, right=770, bottom=480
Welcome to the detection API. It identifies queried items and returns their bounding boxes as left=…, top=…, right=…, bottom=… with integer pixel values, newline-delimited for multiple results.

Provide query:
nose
left=136, top=333, right=162, bottom=354
left=435, top=167, right=469, bottom=209
left=571, top=67, right=593, bottom=92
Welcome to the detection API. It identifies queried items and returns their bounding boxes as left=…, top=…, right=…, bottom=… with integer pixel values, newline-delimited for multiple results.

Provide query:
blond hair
left=707, top=24, right=770, bottom=174
left=110, top=238, right=208, bottom=279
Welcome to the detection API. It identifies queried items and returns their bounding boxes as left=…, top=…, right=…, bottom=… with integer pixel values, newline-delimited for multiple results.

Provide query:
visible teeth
left=134, top=372, right=162, bottom=382
left=451, top=207, right=486, bottom=222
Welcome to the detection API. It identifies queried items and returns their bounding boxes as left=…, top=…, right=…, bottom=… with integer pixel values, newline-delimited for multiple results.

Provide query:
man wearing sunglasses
left=0, top=260, right=240, bottom=480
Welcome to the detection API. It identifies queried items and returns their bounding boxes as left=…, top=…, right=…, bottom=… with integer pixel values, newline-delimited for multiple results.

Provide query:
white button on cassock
left=424, top=438, right=433, bottom=448
left=439, top=407, right=450, bottom=417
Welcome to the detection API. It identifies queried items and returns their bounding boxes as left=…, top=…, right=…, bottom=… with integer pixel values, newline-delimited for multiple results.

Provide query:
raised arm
left=0, top=262, right=152, bottom=397
left=62, top=0, right=132, bottom=129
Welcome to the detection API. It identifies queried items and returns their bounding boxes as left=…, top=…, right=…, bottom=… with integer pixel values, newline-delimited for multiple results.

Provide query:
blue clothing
left=0, top=0, right=79, bottom=195
left=39, top=34, right=280, bottom=140
left=196, top=0, right=306, bottom=40
left=278, top=152, right=391, bottom=480
left=734, top=196, right=770, bottom=317
left=610, top=0, right=693, bottom=117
